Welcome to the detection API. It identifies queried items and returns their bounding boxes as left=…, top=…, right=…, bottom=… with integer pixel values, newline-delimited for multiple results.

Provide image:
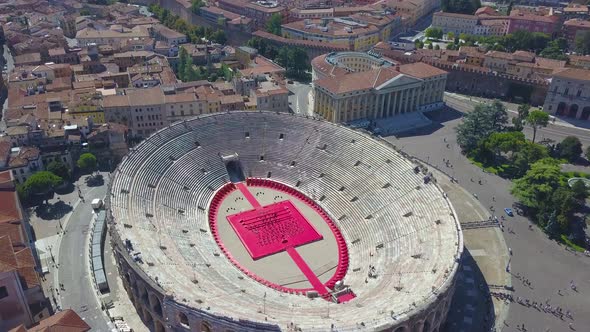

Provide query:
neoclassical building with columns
left=543, top=68, right=590, bottom=121
left=312, top=52, right=447, bottom=123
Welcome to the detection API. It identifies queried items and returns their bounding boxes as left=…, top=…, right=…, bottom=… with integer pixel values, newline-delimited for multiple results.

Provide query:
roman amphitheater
left=108, top=111, right=463, bottom=332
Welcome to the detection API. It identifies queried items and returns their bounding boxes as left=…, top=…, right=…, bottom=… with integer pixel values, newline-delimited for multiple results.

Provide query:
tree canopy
left=539, top=38, right=569, bottom=61
left=77, top=153, right=97, bottom=172
left=275, top=46, right=310, bottom=80
left=425, top=27, right=443, bottom=40
left=190, top=0, right=204, bottom=14
left=18, top=171, right=63, bottom=201
left=511, top=159, right=562, bottom=209
left=149, top=4, right=226, bottom=44
left=266, top=13, right=282, bottom=36
left=555, top=136, right=583, bottom=162
left=526, top=110, right=549, bottom=143
left=575, top=30, right=590, bottom=55
left=441, top=0, right=481, bottom=14
left=46, top=160, right=70, bottom=180
left=456, top=100, right=508, bottom=152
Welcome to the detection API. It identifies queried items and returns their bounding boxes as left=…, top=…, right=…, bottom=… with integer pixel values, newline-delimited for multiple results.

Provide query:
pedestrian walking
left=509, top=248, right=513, bottom=256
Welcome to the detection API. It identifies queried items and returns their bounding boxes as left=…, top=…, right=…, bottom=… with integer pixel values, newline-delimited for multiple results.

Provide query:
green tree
left=441, top=0, right=481, bottom=14
left=80, top=8, right=91, bottom=16
left=571, top=179, right=588, bottom=200
left=425, top=27, right=443, bottom=39
left=415, top=39, right=424, bottom=49
left=540, top=38, right=569, bottom=61
left=46, top=160, right=70, bottom=180
left=585, top=146, right=590, bottom=161
left=575, top=30, right=590, bottom=55
left=210, top=30, right=227, bottom=44
left=191, top=0, right=204, bottom=14
left=511, top=141, right=549, bottom=177
left=456, top=100, right=509, bottom=152
left=77, top=153, right=97, bottom=172
left=178, top=46, right=188, bottom=80
left=266, top=13, right=282, bottom=36
left=512, top=103, right=530, bottom=131
left=544, top=211, right=561, bottom=238
left=511, top=159, right=562, bottom=209
left=555, top=136, right=583, bottom=162
left=506, top=1, right=514, bottom=15
left=427, top=43, right=433, bottom=49
left=20, top=171, right=63, bottom=202
left=447, top=31, right=455, bottom=40
left=526, top=110, right=549, bottom=143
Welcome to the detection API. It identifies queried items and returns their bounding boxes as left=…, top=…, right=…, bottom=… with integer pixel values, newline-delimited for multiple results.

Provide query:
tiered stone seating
left=110, top=111, right=463, bottom=332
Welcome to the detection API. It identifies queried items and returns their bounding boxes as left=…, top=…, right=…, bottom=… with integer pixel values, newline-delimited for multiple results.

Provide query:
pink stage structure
left=209, top=179, right=353, bottom=302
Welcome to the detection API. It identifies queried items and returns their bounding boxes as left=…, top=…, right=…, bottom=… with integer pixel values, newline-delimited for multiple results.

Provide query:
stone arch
left=143, top=308, right=155, bottom=330
left=201, top=321, right=212, bottom=332
left=139, top=285, right=148, bottom=306
left=154, top=319, right=165, bottom=332
left=569, top=104, right=579, bottom=118
left=556, top=102, right=567, bottom=115
left=582, top=107, right=590, bottom=120
left=412, top=321, right=424, bottom=332
left=149, top=293, right=163, bottom=317
left=178, top=312, right=189, bottom=328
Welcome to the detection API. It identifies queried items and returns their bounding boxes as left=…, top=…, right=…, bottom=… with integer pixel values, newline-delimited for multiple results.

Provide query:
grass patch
left=560, top=234, right=586, bottom=252
left=468, top=157, right=499, bottom=175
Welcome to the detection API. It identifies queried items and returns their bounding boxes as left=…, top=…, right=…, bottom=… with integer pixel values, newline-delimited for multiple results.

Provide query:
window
left=564, top=88, right=569, bottom=95
left=0, top=286, right=8, bottom=299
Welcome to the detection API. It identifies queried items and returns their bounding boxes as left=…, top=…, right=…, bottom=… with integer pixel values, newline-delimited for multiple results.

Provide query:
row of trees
left=456, top=102, right=588, bottom=245
left=148, top=4, right=227, bottom=44
left=246, top=38, right=311, bottom=80
left=18, top=153, right=98, bottom=202
left=176, top=48, right=233, bottom=82
left=445, top=28, right=590, bottom=58
left=441, top=0, right=481, bottom=15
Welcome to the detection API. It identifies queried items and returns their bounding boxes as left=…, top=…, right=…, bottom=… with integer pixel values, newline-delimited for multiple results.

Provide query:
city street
left=387, top=108, right=590, bottom=332
left=287, top=81, right=313, bottom=116
left=444, top=92, right=590, bottom=148
left=30, top=173, right=112, bottom=330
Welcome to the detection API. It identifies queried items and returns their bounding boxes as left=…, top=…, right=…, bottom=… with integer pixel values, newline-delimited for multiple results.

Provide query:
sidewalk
left=429, top=166, right=512, bottom=332
left=444, top=92, right=590, bottom=132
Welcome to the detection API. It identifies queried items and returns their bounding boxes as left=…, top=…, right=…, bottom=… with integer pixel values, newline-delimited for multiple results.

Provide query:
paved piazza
left=389, top=106, right=590, bottom=332
left=108, top=111, right=463, bottom=331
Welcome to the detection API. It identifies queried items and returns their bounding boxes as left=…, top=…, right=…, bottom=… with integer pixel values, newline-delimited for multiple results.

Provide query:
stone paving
left=388, top=107, right=590, bottom=332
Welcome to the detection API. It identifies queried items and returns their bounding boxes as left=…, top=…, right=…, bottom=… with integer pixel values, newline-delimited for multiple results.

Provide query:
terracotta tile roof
left=534, top=57, right=566, bottom=70
left=0, top=141, right=11, bottom=159
left=398, top=62, right=447, bottom=78
left=8, top=147, right=41, bottom=168
left=14, top=309, right=91, bottom=332
left=0, top=171, right=12, bottom=184
left=315, top=67, right=401, bottom=94
left=433, top=11, right=477, bottom=20
left=564, top=18, right=590, bottom=28
left=486, top=50, right=513, bottom=60
left=553, top=68, right=590, bottom=81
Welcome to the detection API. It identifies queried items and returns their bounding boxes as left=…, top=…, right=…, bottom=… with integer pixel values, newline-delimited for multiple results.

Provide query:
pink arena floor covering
left=209, top=179, right=355, bottom=302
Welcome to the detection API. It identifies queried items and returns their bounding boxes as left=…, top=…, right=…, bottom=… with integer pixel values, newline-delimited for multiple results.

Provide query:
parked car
left=504, top=208, right=514, bottom=217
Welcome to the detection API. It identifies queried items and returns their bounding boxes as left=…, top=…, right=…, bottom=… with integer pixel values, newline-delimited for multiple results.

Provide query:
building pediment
left=375, top=74, right=422, bottom=91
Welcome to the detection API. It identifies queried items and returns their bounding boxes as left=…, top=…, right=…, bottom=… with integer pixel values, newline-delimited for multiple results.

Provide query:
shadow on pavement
left=34, top=200, right=73, bottom=220
left=442, top=248, right=497, bottom=332
left=390, top=108, right=465, bottom=138
left=55, top=182, right=75, bottom=195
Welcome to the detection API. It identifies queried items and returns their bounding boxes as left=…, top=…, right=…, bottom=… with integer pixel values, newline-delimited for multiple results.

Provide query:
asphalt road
left=287, top=81, right=312, bottom=116
left=388, top=109, right=590, bottom=332
left=56, top=176, right=111, bottom=330
left=444, top=93, right=590, bottom=148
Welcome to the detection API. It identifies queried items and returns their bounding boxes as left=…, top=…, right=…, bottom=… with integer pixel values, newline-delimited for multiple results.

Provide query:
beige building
left=312, top=52, right=447, bottom=123
left=76, top=26, right=150, bottom=48
left=543, top=68, right=590, bottom=121
left=432, top=11, right=480, bottom=35
left=281, top=12, right=401, bottom=51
